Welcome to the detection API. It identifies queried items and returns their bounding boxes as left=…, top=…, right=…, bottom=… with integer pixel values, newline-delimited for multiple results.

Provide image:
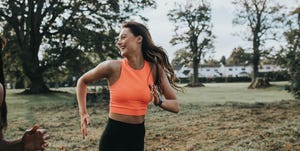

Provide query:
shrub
left=286, top=51, right=300, bottom=99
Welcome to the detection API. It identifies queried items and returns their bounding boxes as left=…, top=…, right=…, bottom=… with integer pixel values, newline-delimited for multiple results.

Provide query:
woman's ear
left=137, top=35, right=143, bottom=43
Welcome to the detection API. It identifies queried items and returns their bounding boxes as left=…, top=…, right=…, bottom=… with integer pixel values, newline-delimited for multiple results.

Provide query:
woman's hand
left=23, top=124, right=49, bottom=151
left=80, top=113, right=91, bottom=139
left=149, top=84, right=179, bottom=113
left=149, top=85, right=160, bottom=106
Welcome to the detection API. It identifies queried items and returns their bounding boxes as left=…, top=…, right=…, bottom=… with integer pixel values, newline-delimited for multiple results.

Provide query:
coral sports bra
left=109, top=58, right=154, bottom=116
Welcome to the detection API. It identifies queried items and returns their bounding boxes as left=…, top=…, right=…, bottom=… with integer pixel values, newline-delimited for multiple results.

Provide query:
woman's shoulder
left=99, top=59, right=122, bottom=73
left=148, top=62, right=163, bottom=73
left=100, top=60, right=122, bottom=81
left=104, top=59, right=122, bottom=68
left=106, top=59, right=122, bottom=64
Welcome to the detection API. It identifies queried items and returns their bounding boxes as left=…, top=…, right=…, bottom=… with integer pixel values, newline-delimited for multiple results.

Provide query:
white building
left=175, top=64, right=285, bottom=78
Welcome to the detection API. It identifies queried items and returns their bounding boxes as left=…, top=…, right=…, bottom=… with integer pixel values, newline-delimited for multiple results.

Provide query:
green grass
left=177, top=82, right=293, bottom=105
left=3, top=82, right=300, bottom=151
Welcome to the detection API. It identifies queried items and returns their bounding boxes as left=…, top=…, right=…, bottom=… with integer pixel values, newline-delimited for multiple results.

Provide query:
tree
left=171, top=49, right=192, bottom=67
left=1, top=29, right=26, bottom=89
left=227, top=47, right=251, bottom=65
left=281, top=7, right=300, bottom=98
left=168, top=0, right=214, bottom=86
left=220, top=56, right=227, bottom=65
left=232, top=0, right=285, bottom=88
left=203, top=58, right=219, bottom=66
left=0, top=0, right=155, bottom=93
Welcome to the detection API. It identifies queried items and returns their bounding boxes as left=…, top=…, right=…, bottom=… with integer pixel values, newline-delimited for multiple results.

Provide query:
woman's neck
left=125, top=55, right=144, bottom=70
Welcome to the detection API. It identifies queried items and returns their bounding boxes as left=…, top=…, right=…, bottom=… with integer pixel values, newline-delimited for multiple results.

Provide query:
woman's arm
left=151, top=65, right=180, bottom=113
left=76, top=74, right=90, bottom=139
left=76, top=60, right=116, bottom=138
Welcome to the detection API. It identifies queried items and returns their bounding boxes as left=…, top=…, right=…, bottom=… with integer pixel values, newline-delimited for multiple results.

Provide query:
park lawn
left=3, top=82, right=300, bottom=151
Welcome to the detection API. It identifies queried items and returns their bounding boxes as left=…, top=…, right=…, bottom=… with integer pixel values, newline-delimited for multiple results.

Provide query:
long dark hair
left=0, top=35, right=8, bottom=129
left=122, top=21, right=183, bottom=92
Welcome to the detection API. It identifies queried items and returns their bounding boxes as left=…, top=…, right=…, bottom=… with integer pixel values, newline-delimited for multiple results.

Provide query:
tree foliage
left=227, top=47, right=251, bottom=65
left=203, top=58, right=219, bottom=66
left=281, top=7, right=300, bottom=98
left=168, top=0, right=214, bottom=86
left=220, top=56, right=227, bottom=65
left=1, top=28, right=26, bottom=88
left=171, top=49, right=192, bottom=67
left=0, top=0, right=155, bottom=93
left=232, top=0, right=285, bottom=88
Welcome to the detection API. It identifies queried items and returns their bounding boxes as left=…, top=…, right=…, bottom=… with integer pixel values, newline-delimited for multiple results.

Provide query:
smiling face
left=116, top=28, right=142, bottom=57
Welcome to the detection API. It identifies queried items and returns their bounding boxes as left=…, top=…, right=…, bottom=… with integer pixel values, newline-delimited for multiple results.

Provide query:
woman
left=0, top=35, right=49, bottom=150
left=77, top=21, right=182, bottom=151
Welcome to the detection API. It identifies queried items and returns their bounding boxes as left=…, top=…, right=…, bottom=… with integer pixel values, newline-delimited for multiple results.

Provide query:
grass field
left=3, top=82, right=300, bottom=151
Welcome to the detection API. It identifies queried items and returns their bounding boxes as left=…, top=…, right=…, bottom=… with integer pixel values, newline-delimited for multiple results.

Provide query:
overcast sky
left=139, top=0, right=300, bottom=61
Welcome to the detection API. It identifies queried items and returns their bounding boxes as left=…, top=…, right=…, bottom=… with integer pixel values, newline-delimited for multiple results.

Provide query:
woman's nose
left=115, top=40, right=120, bottom=47
left=117, top=39, right=122, bottom=46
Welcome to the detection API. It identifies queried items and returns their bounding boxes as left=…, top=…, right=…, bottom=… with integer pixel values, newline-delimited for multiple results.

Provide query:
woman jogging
left=76, top=21, right=182, bottom=151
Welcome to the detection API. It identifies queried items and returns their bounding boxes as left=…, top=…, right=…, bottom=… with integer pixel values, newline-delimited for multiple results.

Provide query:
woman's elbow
left=77, top=76, right=88, bottom=87
left=175, top=104, right=180, bottom=114
left=171, top=100, right=180, bottom=113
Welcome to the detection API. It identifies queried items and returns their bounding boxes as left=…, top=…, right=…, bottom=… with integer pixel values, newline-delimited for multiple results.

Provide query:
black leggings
left=99, top=118, right=145, bottom=151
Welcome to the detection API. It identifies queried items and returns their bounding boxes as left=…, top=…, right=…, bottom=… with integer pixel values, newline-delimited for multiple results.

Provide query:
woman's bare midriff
left=109, top=112, right=145, bottom=124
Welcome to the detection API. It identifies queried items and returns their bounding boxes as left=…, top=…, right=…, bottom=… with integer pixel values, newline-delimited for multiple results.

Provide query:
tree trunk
left=249, top=58, right=260, bottom=87
left=248, top=77, right=270, bottom=89
left=249, top=25, right=261, bottom=89
left=24, top=73, right=49, bottom=94
left=188, top=56, right=204, bottom=87
left=192, top=57, right=199, bottom=84
left=21, top=47, right=49, bottom=94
